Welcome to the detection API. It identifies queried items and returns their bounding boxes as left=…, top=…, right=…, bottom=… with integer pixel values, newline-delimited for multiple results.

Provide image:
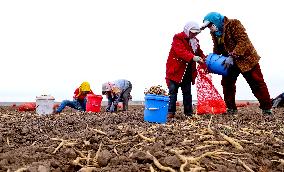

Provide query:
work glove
left=222, top=56, right=234, bottom=69
left=193, top=56, right=204, bottom=63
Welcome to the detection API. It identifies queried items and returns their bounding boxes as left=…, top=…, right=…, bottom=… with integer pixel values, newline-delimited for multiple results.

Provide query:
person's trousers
left=168, top=79, right=192, bottom=115
left=56, top=99, right=87, bottom=113
left=221, top=63, right=272, bottom=110
left=120, top=81, right=132, bottom=111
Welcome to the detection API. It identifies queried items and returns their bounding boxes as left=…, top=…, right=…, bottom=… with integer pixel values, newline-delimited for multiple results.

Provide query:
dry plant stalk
left=238, top=158, right=254, bottom=172
left=138, top=133, right=155, bottom=142
left=146, top=151, right=176, bottom=172
left=220, top=133, right=244, bottom=151
left=86, top=151, right=91, bottom=166
left=73, top=148, right=87, bottom=158
left=240, top=139, right=263, bottom=146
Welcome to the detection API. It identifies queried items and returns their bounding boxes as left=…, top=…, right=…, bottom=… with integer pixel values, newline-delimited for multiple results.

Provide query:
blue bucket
left=206, top=53, right=229, bottom=76
left=144, top=94, right=169, bottom=124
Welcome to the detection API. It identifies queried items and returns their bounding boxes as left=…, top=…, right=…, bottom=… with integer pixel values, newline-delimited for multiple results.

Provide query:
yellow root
left=78, top=167, right=97, bottom=172
left=146, top=151, right=176, bottom=172
left=7, top=137, right=10, bottom=146
left=114, top=146, right=119, bottom=156
left=149, top=164, right=156, bottom=172
left=220, top=133, right=244, bottom=151
left=73, top=148, right=87, bottom=158
left=86, top=151, right=91, bottom=166
left=240, top=139, right=263, bottom=146
left=203, top=141, right=229, bottom=145
left=138, top=133, right=155, bottom=142
left=15, top=168, right=28, bottom=172
left=272, top=159, right=284, bottom=165
left=51, top=138, right=77, bottom=154
left=89, top=128, right=107, bottom=135
left=189, top=167, right=205, bottom=172
left=238, top=158, right=254, bottom=172
left=93, top=142, right=102, bottom=167
left=181, top=138, right=194, bottom=145
left=194, top=145, right=215, bottom=151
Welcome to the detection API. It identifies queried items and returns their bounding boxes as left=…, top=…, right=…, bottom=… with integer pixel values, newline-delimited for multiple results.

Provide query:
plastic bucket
left=86, top=94, right=103, bottom=112
left=36, top=95, right=55, bottom=115
left=206, top=53, right=229, bottom=76
left=144, top=94, right=169, bottom=124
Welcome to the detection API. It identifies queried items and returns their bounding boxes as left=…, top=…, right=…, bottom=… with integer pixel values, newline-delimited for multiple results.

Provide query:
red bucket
left=86, top=94, right=103, bottom=112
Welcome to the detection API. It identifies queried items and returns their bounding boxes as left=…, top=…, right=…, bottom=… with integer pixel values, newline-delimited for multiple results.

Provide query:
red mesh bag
left=196, top=64, right=226, bottom=115
left=18, top=103, right=36, bottom=111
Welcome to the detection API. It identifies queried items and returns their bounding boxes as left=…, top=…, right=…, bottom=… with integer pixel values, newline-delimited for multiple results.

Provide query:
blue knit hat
left=203, top=12, right=224, bottom=37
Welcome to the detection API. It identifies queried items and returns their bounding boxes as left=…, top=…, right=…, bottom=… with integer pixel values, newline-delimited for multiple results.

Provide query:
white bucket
left=36, top=95, right=55, bottom=115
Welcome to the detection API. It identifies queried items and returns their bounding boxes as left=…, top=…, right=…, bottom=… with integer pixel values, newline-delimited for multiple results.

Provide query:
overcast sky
left=1, top=0, right=283, bottom=102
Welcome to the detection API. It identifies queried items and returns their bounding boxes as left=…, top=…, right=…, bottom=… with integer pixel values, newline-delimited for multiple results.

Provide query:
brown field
left=0, top=105, right=284, bottom=172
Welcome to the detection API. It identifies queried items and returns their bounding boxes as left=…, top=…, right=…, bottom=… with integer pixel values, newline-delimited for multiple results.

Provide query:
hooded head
left=102, top=82, right=113, bottom=94
left=80, top=82, right=91, bottom=92
left=183, top=21, right=201, bottom=37
left=202, top=12, right=224, bottom=37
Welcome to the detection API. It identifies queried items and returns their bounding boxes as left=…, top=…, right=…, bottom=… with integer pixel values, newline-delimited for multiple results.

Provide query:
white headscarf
left=183, top=21, right=200, bottom=53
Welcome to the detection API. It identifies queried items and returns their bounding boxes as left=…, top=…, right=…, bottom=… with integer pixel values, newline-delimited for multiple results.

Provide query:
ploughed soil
left=0, top=104, right=284, bottom=172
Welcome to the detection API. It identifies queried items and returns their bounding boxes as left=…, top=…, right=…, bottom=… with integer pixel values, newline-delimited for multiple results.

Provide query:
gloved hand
left=193, top=56, right=204, bottom=63
left=222, top=56, right=234, bottom=69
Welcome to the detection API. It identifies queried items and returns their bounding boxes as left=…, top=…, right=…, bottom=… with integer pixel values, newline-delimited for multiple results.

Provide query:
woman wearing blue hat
left=201, top=12, right=272, bottom=115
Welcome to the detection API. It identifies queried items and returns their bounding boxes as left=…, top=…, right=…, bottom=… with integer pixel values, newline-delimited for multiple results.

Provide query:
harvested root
left=170, top=149, right=233, bottom=172
left=138, top=133, right=155, bottom=142
left=73, top=148, right=87, bottom=158
left=149, top=164, right=156, bottom=172
left=240, top=139, right=263, bottom=146
left=275, top=152, right=284, bottom=156
left=51, top=138, right=77, bottom=154
left=203, top=140, right=229, bottom=145
left=220, top=133, right=244, bottom=151
left=88, top=128, right=107, bottom=135
left=86, top=150, right=91, bottom=166
left=93, top=142, right=102, bottom=167
left=146, top=151, right=176, bottom=172
left=7, top=137, right=10, bottom=146
left=238, top=158, right=254, bottom=172
left=114, top=146, right=119, bottom=156
left=194, top=145, right=215, bottom=151
left=15, top=168, right=28, bottom=172
left=78, top=167, right=97, bottom=172
left=181, top=138, right=194, bottom=145
left=189, top=166, right=205, bottom=172
left=272, top=159, right=284, bottom=165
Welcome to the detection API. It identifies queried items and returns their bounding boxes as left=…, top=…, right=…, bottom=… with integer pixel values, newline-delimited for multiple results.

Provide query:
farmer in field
left=166, top=21, right=205, bottom=119
left=201, top=12, right=272, bottom=115
left=102, top=79, right=132, bottom=112
left=55, top=82, right=94, bottom=113
left=272, top=92, right=284, bottom=108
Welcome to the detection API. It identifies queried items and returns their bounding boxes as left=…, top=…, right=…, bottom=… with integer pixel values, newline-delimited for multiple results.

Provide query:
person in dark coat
left=201, top=12, right=272, bottom=115
left=166, top=21, right=205, bottom=118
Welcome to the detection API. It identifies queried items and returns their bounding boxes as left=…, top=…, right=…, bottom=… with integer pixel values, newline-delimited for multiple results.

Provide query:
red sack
left=196, top=64, right=226, bottom=115
left=18, top=103, right=36, bottom=111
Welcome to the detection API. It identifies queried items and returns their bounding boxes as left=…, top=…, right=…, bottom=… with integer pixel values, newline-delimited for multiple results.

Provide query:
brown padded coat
left=211, top=16, right=260, bottom=73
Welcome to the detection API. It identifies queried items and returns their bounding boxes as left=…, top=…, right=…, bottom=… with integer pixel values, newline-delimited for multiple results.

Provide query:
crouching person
left=55, top=82, right=94, bottom=113
left=272, top=92, right=284, bottom=108
left=102, top=79, right=132, bottom=112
